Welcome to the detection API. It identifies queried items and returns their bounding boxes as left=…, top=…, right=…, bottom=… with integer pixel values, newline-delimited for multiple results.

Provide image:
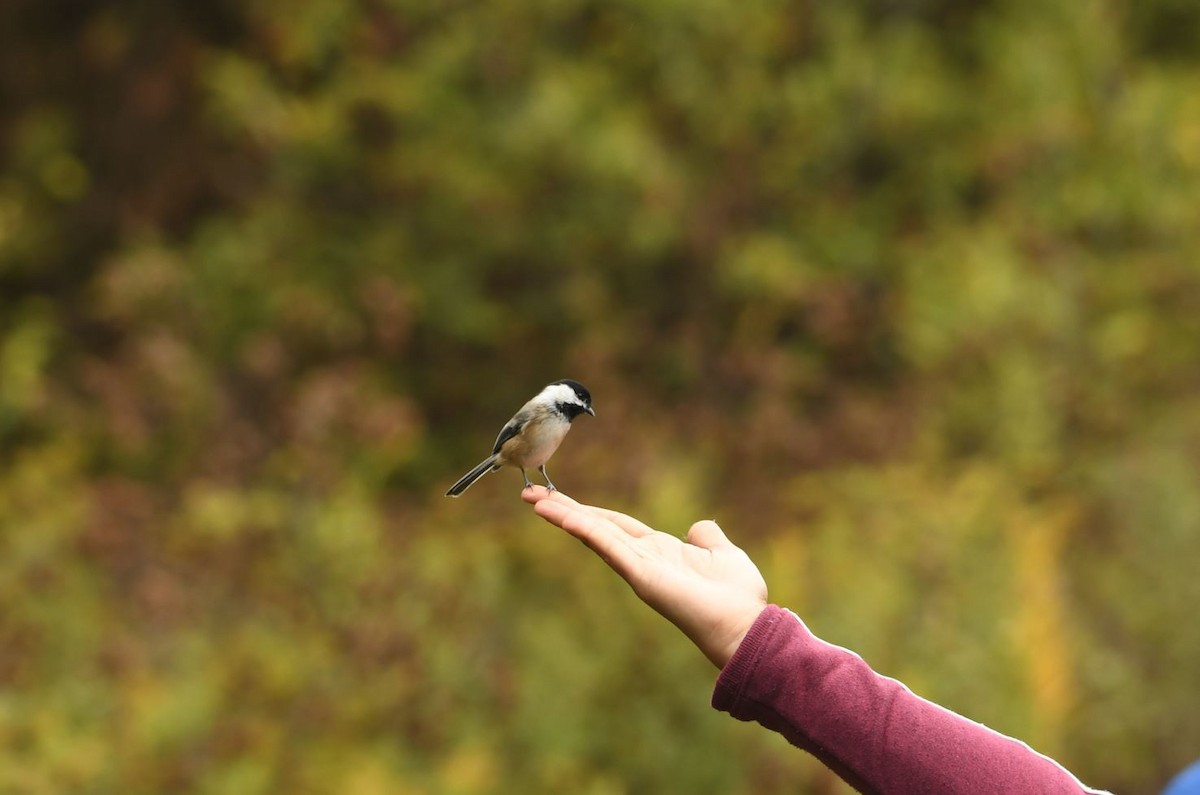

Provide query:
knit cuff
left=711, top=604, right=782, bottom=714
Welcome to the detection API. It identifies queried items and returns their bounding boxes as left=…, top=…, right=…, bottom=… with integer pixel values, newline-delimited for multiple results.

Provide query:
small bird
left=445, top=379, right=595, bottom=497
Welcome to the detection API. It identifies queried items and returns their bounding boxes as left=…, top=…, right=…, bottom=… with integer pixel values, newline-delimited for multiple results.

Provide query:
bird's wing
left=491, top=414, right=527, bottom=455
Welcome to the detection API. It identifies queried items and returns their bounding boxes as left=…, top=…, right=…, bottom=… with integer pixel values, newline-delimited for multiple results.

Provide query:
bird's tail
left=445, top=454, right=500, bottom=497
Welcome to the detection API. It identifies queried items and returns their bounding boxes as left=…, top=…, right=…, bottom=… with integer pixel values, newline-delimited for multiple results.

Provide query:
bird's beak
left=586, top=406, right=595, bottom=416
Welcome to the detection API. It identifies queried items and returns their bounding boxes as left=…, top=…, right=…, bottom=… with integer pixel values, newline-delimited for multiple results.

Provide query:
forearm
left=713, top=606, right=1107, bottom=795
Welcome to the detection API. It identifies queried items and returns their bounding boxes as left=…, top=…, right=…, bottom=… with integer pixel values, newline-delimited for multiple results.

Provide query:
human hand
left=522, top=487, right=769, bottom=670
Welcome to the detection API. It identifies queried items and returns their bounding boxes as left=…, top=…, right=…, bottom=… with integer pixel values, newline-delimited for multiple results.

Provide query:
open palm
left=523, top=487, right=768, bottom=669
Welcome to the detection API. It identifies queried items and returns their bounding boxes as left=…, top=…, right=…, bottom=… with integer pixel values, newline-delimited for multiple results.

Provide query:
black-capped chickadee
left=445, top=379, right=595, bottom=497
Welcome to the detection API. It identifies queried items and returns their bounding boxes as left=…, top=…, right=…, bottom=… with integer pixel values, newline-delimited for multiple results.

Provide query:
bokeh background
left=3, top=0, right=1200, bottom=793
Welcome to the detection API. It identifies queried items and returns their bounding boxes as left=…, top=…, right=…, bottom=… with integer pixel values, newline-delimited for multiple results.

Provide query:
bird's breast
left=499, top=416, right=570, bottom=468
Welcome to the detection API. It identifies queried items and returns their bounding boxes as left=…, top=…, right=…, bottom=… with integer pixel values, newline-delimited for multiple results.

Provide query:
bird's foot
left=538, top=466, right=557, bottom=493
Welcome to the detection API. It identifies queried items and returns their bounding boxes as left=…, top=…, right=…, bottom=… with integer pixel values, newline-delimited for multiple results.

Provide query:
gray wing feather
left=491, top=409, right=531, bottom=454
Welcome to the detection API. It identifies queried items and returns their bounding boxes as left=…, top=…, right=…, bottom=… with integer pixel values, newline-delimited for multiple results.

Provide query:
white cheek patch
left=542, top=382, right=583, bottom=408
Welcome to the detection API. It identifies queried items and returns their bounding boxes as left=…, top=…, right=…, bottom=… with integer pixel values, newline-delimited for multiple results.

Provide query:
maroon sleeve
left=712, top=605, right=1107, bottom=795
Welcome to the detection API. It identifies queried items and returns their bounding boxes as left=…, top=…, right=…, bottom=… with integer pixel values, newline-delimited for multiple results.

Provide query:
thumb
left=686, top=519, right=733, bottom=551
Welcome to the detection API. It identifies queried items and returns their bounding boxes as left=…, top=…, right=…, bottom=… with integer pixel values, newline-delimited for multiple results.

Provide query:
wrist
left=708, top=601, right=769, bottom=669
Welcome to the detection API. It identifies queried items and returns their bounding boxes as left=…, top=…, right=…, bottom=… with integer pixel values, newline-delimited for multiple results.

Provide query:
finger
left=533, top=499, right=611, bottom=540
left=523, top=487, right=585, bottom=509
left=533, top=500, right=640, bottom=579
left=521, top=485, right=556, bottom=504
left=685, top=519, right=734, bottom=551
left=585, top=506, right=656, bottom=538
left=526, top=490, right=655, bottom=539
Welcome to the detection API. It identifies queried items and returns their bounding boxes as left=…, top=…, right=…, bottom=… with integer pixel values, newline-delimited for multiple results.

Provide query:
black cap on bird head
left=548, top=379, right=595, bottom=419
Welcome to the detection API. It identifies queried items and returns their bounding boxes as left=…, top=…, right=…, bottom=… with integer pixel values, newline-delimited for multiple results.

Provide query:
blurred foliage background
left=2, top=0, right=1199, bottom=793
